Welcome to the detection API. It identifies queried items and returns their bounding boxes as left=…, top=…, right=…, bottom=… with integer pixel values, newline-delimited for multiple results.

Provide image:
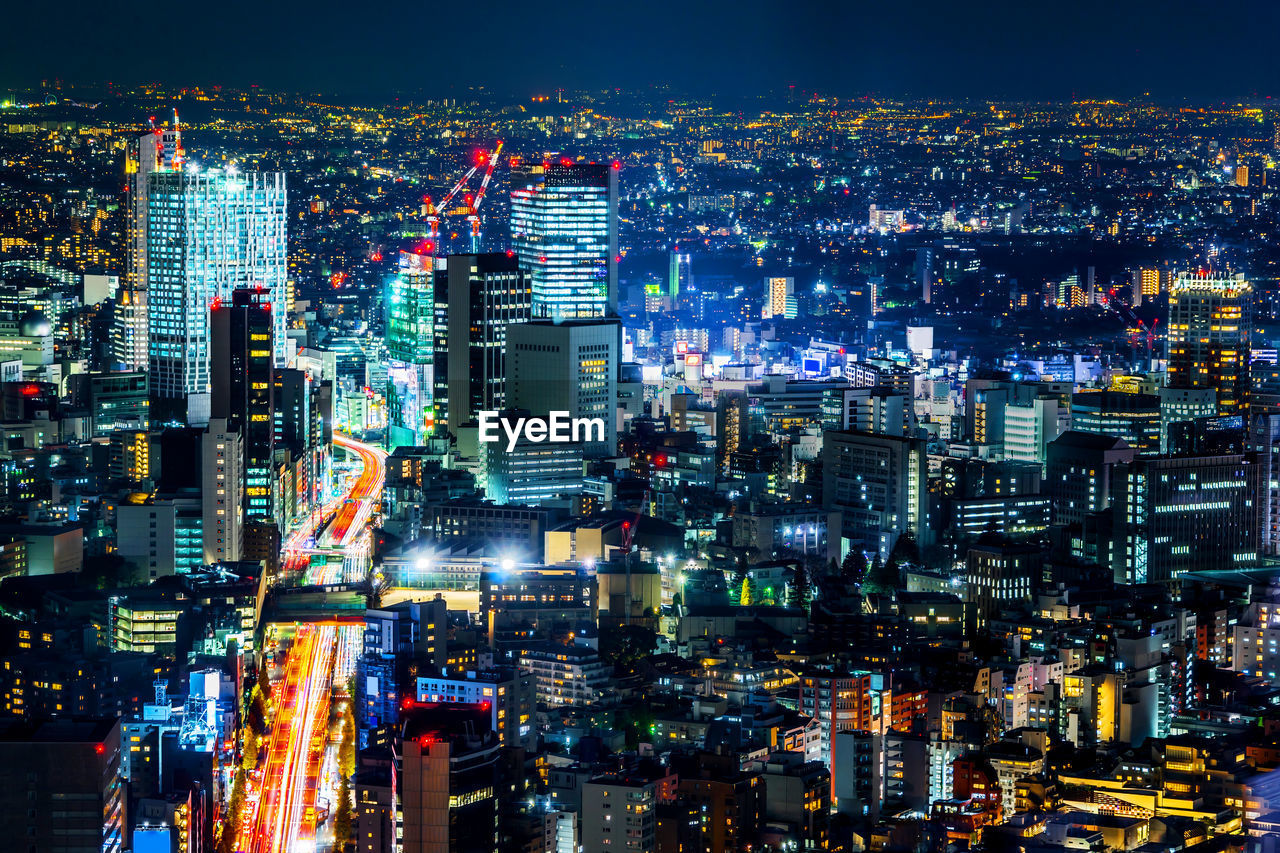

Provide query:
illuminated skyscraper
left=146, top=168, right=287, bottom=426
left=431, top=253, right=531, bottom=430
left=115, top=114, right=185, bottom=372
left=386, top=248, right=438, bottom=445
left=511, top=162, right=618, bottom=321
left=763, top=276, right=795, bottom=319
left=211, top=288, right=275, bottom=521
left=668, top=250, right=691, bottom=300
left=1166, top=273, right=1252, bottom=416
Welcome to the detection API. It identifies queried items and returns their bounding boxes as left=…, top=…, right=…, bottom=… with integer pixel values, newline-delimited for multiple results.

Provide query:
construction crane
left=424, top=141, right=504, bottom=253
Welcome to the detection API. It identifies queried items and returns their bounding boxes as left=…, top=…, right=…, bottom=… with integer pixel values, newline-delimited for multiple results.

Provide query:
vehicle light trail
left=231, top=429, right=384, bottom=852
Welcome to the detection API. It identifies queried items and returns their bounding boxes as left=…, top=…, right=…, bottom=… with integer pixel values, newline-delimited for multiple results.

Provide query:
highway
left=233, top=431, right=384, bottom=852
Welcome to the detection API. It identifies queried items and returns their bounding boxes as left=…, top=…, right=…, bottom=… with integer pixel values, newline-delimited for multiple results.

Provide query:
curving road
left=232, top=431, right=384, bottom=852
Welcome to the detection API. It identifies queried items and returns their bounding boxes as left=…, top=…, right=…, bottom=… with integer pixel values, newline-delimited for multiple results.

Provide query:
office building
left=414, top=666, right=535, bottom=750
left=1109, top=454, right=1260, bottom=584
left=67, top=371, right=149, bottom=436
left=0, top=718, right=126, bottom=853
left=1158, top=386, right=1218, bottom=451
left=966, top=541, right=1040, bottom=625
left=431, top=253, right=531, bottom=430
left=1045, top=431, right=1135, bottom=529
left=211, top=288, right=274, bottom=520
left=146, top=169, right=287, bottom=426
left=400, top=705, right=500, bottom=853
left=668, top=251, right=690, bottom=300
left=822, top=429, right=930, bottom=558
left=511, top=162, right=618, bottom=320
left=114, top=126, right=179, bottom=372
left=387, top=249, right=437, bottom=444
left=506, top=319, right=618, bottom=458
left=1166, top=273, right=1252, bottom=416
left=483, top=435, right=583, bottom=506
left=1003, top=396, right=1064, bottom=465
left=1071, top=391, right=1160, bottom=454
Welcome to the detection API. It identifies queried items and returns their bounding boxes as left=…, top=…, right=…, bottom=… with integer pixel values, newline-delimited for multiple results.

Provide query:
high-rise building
left=114, top=122, right=182, bottom=372
left=1166, top=273, right=1252, bottom=416
left=0, top=717, right=127, bottom=853
left=146, top=168, right=287, bottom=426
left=386, top=249, right=438, bottom=444
left=668, top=251, right=691, bottom=300
left=400, top=705, right=500, bottom=852
left=431, top=253, right=531, bottom=430
left=211, top=288, right=275, bottom=520
left=1045, top=431, right=1135, bottom=529
left=506, top=319, right=619, bottom=458
left=965, top=541, right=1040, bottom=625
left=1158, top=386, right=1218, bottom=452
left=763, top=276, right=795, bottom=320
left=1109, top=454, right=1260, bottom=584
left=1252, top=413, right=1280, bottom=556
left=1070, top=390, right=1161, bottom=454
left=201, top=418, right=243, bottom=565
left=822, top=429, right=930, bottom=558
left=511, top=162, right=618, bottom=321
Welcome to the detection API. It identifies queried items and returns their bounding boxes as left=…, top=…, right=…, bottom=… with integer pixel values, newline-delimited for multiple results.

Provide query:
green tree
left=257, top=667, right=273, bottom=705
left=340, top=711, right=357, bottom=779
left=241, top=729, right=258, bottom=773
left=333, top=774, right=352, bottom=849
left=864, top=552, right=903, bottom=595
left=788, top=564, right=811, bottom=610
left=840, top=550, right=867, bottom=584
left=216, top=769, right=246, bottom=853
left=600, top=624, right=657, bottom=674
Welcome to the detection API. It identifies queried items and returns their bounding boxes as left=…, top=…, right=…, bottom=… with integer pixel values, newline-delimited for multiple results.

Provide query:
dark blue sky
left=5, top=0, right=1279, bottom=99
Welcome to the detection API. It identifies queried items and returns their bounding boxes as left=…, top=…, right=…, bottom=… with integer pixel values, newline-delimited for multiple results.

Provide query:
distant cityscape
left=2, top=81, right=1280, bottom=853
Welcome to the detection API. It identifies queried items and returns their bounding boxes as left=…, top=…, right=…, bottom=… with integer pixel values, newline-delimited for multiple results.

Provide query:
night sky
left=4, top=0, right=1280, bottom=99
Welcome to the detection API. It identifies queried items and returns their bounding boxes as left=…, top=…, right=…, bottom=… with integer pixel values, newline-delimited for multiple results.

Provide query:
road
left=233, top=431, right=384, bottom=853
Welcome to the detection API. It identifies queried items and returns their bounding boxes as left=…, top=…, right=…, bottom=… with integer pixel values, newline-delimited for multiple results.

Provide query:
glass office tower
left=146, top=168, right=287, bottom=425
left=511, top=162, right=618, bottom=321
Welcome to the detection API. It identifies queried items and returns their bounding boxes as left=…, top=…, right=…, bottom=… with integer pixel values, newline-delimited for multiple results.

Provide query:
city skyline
left=3, top=1, right=1280, bottom=99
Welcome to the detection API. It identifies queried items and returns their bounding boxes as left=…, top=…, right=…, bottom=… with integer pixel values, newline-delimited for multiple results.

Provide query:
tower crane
left=424, top=140, right=504, bottom=253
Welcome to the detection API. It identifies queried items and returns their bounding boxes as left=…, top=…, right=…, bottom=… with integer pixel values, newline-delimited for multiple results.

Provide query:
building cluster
left=0, top=86, right=1279, bottom=852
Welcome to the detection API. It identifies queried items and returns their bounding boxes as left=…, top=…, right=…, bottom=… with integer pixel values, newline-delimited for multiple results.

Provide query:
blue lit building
left=146, top=168, right=287, bottom=425
left=511, top=162, right=618, bottom=321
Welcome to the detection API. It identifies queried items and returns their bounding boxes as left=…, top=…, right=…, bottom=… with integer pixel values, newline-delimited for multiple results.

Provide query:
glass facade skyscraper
left=146, top=168, right=287, bottom=425
left=510, top=162, right=618, bottom=321
left=386, top=249, right=438, bottom=445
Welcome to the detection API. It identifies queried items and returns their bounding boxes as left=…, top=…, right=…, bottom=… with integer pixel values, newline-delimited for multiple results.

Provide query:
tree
left=257, top=667, right=273, bottom=705
left=840, top=550, right=867, bottom=584
left=216, top=769, right=246, bottom=853
left=788, top=564, right=811, bottom=611
left=340, top=711, right=357, bottom=779
left=600, top=624, right=657, bottom=674
left=864, top=552, right=903, bottom=595
left=241, top=729, right=258, bottom=773
left=333, top=774, right=352, bottom=850
left=739, top=576, right=752, bottom=606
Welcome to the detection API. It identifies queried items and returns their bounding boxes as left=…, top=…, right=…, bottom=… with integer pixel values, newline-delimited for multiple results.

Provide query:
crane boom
left=470, top=140, right=503, bottom=214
